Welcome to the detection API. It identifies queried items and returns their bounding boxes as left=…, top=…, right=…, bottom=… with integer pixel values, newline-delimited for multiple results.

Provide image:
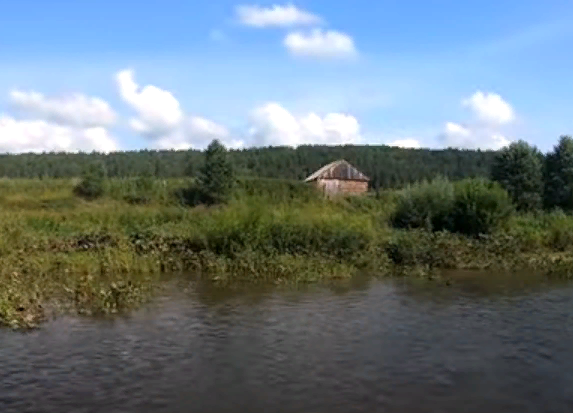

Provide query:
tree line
left=0, top=145, right=495, bottom=188
left=3, top=135, right=573, bottom=212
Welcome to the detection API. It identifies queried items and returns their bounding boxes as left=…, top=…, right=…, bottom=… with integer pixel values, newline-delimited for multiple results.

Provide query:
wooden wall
left=314, top=179, right=368, bottom=196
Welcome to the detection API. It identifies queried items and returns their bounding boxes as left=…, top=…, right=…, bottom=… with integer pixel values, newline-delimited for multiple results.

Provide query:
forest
left=0, top=144, right=496, bottom=188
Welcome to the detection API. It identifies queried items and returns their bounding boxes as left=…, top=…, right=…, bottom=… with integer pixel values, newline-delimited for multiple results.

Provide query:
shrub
left=391, top=177, right=454, bottom=231
left=542, top=209, right=573, bottom=251
left=450, top=178, right=513, bottom=237
left=391, top=177, right=513, bottom=237
left=73, top=162, right=106, bottom=200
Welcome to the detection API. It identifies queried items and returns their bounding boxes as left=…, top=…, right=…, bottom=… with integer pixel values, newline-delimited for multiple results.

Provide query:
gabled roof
left=304, top=159, right=370, bottom=182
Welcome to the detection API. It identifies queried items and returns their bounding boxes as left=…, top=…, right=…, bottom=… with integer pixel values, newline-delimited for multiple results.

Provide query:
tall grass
left=1, top=176, right=573, bottom=329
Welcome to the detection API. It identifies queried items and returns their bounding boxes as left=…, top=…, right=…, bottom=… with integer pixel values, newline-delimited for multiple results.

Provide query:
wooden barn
left=304, top=159, right=370, bottom=196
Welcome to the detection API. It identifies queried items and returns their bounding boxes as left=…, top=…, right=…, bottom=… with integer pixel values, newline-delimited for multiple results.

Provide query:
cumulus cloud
left=9, top=90, right=117, bottom=128
left=439, top=91, right=516, bottom=150
left=236, top=4, right=322, bottom=27
left=116, top=69, right=237, bottom=150
left=387, top=138, right=421, bottom=149
left=462, top=91, right=515, bottom=125
left=439, top=121, right=510, bottom=150
left=0, top=115, right=118, bottom=153
left=2, top=88, right=118, bottom=153
left=116, top=69, right=183, bottom=138
left=247, top=102, right=361, bottom=147
left=152, top=116, right=241, bottom=150
left=284, top=29, right=357, bottom=59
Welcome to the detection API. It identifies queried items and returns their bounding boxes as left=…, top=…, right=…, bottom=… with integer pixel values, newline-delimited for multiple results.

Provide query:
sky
left=1, top=0, right=573, bottom=154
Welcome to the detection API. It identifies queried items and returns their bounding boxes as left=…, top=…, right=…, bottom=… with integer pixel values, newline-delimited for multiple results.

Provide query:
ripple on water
left=1, top=274, right=573, bottom=413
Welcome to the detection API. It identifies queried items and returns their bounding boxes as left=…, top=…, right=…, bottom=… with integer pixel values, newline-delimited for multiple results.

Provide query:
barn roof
left=304, top=159, right=370, bottom=182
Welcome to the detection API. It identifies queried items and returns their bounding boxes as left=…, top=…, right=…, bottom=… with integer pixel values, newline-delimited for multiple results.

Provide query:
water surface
left=2, top=273, right=573, bottom=413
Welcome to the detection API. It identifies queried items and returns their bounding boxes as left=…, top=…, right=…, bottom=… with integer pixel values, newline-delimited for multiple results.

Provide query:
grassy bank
left=1, top=177, right=573, bottom=329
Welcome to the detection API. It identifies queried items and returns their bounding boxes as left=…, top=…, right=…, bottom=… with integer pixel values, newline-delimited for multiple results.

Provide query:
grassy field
left=1, top=177, right=573, bottom=329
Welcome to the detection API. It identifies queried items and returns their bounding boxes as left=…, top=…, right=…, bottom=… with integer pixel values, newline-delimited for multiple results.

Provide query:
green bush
left=391, top=177, right=454, bottom=231
left=391, top=177, right=513, bottom=236
left=542, top=209, right=573, bottom=251
left=450, top=178, right=513, bottom=236
left=73, top=162, right=106, bottom=200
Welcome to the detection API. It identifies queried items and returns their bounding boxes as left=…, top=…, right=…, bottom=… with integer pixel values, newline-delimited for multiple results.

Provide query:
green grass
left=1, top=176, right=573, bottom=329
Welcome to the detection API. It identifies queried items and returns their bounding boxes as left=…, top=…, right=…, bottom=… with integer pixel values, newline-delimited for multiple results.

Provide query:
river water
left=2, top=273, right=573, bottom=413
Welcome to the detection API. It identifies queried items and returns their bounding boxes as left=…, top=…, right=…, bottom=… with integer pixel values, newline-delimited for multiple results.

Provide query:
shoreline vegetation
left=3, top=137, right=573, bottom=329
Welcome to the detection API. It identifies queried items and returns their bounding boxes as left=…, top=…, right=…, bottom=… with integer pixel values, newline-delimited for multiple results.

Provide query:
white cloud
left=0, top=115, right=118, bottom=153
left=152, top=116, right=241, bottom=150
left=116, top=69, right=183, bottom=138
left=248, top=102, right=361, bottom=147
left=462, top=91, right=515, bottom=125
left=438, top=91, right=516, bottom=150
left=387, top=138, right=421, bottom=149
left=440, top=121, right=510, bottom=150
left=236, top=4, right=322, bottom=27
left=9, top=90, right=116, bottom=128
left=284, top=29, right=357, bottom=59
left=445, top=121, right=471, bottom=137
left=116, top=69, right=237, bottom=150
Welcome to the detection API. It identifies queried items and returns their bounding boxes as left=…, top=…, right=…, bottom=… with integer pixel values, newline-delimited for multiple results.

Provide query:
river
left=2, top=272, right=573, bottom=412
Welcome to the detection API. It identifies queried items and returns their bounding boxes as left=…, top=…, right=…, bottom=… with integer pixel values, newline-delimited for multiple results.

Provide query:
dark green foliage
left=391, top=177, right=513, bottom=236
left=172, top=183, right=206, bottom=207
left=450, top=178, right=513, bottom=237
left=196, top=140, right=235, bottom=205
left=491, top=140, right=543, bottom=211
left=235, top=177, right=318, bottom=202
left=544, top=136, right=573, bottom=210
left=73, top=162, right=107, bottom=200
left=391, top=177, right=454, bottom=231
left=0, top=145, right=497, bottom=189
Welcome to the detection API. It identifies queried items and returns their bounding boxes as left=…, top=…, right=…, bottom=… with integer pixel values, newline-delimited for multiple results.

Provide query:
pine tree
left=197, top=140, right=235, bottom=204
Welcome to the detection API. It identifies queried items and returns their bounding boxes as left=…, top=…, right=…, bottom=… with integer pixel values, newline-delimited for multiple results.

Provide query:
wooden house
left=304, top=159, right=369, bottom=196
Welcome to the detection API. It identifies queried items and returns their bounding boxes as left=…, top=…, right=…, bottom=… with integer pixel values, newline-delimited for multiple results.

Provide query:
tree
left=73, top=161, right=107, bottom=200
left=491, top=140, right=543, bottom=211
left=544, top=136, right=573, bottom=210
left=197, top=140, right=235, bottom=204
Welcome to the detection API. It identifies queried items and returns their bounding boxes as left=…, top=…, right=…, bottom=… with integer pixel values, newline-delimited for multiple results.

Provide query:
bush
left=73, top=162, right=106, bottom=200
left=173, top=183, right=218, bottom=207
left=391, top=177, right=513, bottom=236
left=542, top=209, right=573, bottom=251
left=450, top=178, right=513, bottom=237
left=391, top=177, right=454, bottom=231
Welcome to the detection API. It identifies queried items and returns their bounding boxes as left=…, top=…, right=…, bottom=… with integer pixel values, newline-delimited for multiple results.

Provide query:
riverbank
left=2, top=177, right=573, bottom=329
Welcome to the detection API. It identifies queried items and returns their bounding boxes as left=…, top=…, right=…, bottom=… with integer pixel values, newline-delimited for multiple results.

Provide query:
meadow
left=1, top=176, right=573, bottom=329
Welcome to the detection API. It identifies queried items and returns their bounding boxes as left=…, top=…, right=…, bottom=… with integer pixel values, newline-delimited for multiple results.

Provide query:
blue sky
left=1, top=0, right=573, bottom=153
